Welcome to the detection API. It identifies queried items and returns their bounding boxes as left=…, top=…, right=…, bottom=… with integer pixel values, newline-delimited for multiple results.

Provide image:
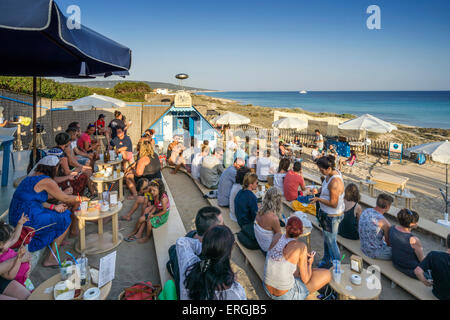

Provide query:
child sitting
left=125, top=179, right=170, bottom=243
left=120, top=178, right=152, bottom=221
left=0, top=214, right=32, bottom=288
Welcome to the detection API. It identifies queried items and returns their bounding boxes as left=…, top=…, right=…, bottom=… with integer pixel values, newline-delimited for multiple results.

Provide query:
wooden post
left=32, top=76, right=37, bottom=165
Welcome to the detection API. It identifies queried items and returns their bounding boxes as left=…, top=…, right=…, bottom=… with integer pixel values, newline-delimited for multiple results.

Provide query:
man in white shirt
left=311, top=145, right=322, bottom=162
left=314, top=129, right=324, bottom=152
left=191, top=145, right=209, bottom=180
left=256, top=149, right=276, bottom=181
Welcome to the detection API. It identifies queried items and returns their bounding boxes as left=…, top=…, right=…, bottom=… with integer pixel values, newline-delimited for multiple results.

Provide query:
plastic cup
left=333, top=269, right=342, bottom=283
left=80, top=201, right=88, bottom=214
left=109, top=150, right=116, bottom=161
left=60, top=261, right=73, bottom=281
left=110, top=191, right=118, bottom=205
left=99, top=154, right=104, bottom=162
left=102, top=191, right=109, bottom=202
left=332, top=259, right=341, bottom=272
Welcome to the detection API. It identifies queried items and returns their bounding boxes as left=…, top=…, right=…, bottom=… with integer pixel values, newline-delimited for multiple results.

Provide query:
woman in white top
left=179, top=225, right=247, bottom=300
left=256, top=149, right=276, bottom=181
left=254, top=187, right=282, bottom=253
left=229, top=167, right=251, bottom=222
left=263, top=216, right=331, bottom=300
left=273, top=158, right=290, bottom=194
left=247, top=147, right=258, bottom=171
left=310, top=155, right=345, bottom=269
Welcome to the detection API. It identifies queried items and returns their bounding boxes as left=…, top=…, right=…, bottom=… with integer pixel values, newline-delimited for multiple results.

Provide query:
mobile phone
left=311, top=251, right=316, bottom=256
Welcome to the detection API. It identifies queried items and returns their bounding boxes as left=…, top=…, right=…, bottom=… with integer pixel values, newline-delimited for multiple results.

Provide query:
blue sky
left=56, top=0, right=450, bottom=91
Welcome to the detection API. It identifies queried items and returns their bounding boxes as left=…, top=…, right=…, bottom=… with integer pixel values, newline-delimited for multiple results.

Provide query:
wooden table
left=75, top=202, right=124, bottom=255
left=90, top=172, right=124, bottom=201
left=28, top=269, right=111, bottom=300
left=9, top=122, right=23, bottom=151
left=372, top=172, right=409, bottom=194
left=328, top=264, right=381, bottom=300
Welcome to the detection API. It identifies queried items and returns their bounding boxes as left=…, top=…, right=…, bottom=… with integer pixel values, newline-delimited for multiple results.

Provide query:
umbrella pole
left=446, top=164, right=448, bottom=221
left=32, top=76, right=37, bottom=165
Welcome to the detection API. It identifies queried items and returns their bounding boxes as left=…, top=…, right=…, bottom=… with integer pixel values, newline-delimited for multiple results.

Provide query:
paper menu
left=98, top=251, right=116, bottom=288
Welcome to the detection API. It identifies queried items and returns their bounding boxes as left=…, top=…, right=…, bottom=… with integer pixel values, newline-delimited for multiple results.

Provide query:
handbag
left=120, top=282, right=161, bottom=300
left=10, top=226, right=35, bottom=249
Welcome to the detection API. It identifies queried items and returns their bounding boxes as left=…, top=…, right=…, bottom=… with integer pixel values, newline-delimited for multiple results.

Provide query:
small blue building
left=148, top=91, right=220, bottom=150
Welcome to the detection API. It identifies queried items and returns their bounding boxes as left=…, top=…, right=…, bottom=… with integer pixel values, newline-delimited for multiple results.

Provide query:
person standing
left=108, top=111, right=127, bottom=140
left=110, top=126, right=133, bottom=169
left=314, top=129, right=324, bottom=153
left=310, top=155, right=345, bottom=269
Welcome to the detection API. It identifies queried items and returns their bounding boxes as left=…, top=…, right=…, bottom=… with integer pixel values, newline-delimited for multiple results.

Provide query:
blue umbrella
left=0, top=0, right=132, bottom=77
left=0, top=0, right=132, bottom=163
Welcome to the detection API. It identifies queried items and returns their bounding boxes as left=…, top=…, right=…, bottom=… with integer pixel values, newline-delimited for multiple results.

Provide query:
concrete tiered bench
left=282, top=198, right=438, bottom=300
left=181, top=169, right=319, bottom=300
left=152, top=174, right=187, bottom=285
left=302, top=170, right=449, bottom=242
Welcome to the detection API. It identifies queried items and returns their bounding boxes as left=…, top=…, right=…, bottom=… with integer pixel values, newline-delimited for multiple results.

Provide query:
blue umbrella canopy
left=0, top=0, right=132, bottom=77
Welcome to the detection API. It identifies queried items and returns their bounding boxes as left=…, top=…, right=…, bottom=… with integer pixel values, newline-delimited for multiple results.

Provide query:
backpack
left=416, top=153, right=426, bottom=165
left=166, top=230, right=197, bottom=300
left=27, top=149, right=47, bottom=174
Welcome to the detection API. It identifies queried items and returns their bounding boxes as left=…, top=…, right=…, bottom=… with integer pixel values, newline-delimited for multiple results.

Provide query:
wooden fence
left=233, top=125, right=416, bottom=159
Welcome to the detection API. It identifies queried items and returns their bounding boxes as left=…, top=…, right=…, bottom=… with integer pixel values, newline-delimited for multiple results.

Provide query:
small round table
left=75, top=202, right=124, bottom=255
left=28, top=269, right=111, bottom=300
left=328, top=264, right=382, bottom=300
left=96, top=159, right=122, bottom=171
left=90, top=172, right=124, bottom=201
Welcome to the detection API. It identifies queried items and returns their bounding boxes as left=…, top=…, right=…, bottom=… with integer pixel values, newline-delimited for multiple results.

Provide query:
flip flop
left=124, top=235, right=137, bottom=242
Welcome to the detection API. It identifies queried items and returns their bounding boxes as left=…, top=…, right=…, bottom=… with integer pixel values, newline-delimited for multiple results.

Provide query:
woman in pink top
left=77, top=124, right=99, bottom=153
left=0, top=214, right=32, bottom=300
left=283, top=161, right=307, bottom=201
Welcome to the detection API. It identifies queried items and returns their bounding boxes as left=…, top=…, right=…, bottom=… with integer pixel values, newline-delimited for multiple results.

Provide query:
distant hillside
left=63, top=80, right=214, bottom=92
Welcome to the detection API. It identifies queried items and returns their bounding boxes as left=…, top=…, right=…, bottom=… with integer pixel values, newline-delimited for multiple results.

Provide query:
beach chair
left=0, top=127, right=17, bottom=171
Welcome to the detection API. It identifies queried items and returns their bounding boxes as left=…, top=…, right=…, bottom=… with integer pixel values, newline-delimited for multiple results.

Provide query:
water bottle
left=79, top=253, right=88, bottom=286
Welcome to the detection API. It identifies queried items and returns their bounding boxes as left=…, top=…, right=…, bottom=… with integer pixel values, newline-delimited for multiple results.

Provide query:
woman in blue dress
left=9, top=156, right=89, bottom=267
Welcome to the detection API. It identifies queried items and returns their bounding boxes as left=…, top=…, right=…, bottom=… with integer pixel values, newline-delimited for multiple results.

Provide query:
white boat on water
left=299, top=90, right=307, bottom=94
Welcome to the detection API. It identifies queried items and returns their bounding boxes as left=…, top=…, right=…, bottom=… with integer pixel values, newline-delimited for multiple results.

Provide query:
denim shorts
left=76, top=156, right=89, bottom=165
left=264, top=278, right=309, bottom=300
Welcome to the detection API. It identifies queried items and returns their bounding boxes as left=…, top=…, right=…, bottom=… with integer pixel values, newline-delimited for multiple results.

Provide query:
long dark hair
left=316, top=155, right=336, bottom=170
left=0, top=221, right=14, bottom=244
left=35, top=164, right=58, bottom=179
left=184, top=225, right=235, bottom=300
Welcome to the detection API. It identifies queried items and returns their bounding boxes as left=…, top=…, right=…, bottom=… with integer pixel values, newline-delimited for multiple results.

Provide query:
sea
left=199, top=91, right=450, bottom=129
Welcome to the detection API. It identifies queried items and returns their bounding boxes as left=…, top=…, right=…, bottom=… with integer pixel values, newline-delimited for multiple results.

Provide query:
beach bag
left=292, top=200, right=316, bottom=216
left=10, top=226, right=35, bottom=249
left=416, top=153, right=426, bottom=165
left=120, top=282, right=161, bottom=300
left=166, top=230, right=197, bottom=299
left=158, top=280, right=177, bottom=300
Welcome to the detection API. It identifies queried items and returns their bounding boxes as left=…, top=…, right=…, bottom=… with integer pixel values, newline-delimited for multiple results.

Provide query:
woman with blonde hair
left=125, top=140, right=161, bottom=199
left=254, top=187, right=282, bottom=253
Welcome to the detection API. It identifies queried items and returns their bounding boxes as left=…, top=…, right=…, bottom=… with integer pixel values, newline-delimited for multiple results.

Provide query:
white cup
left=109, top=151, right=116, bottom=161
left=99, top=154, right=104, bottom=162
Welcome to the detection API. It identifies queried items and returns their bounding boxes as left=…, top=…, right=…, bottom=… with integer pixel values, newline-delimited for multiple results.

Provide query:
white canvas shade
left=65, top=93, right=127, bottom=111
left=212, top=112, right=250, bottom=126
left=272, top=117, right=308, bottom=130
left=407, top=140, right=450, bottom=225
